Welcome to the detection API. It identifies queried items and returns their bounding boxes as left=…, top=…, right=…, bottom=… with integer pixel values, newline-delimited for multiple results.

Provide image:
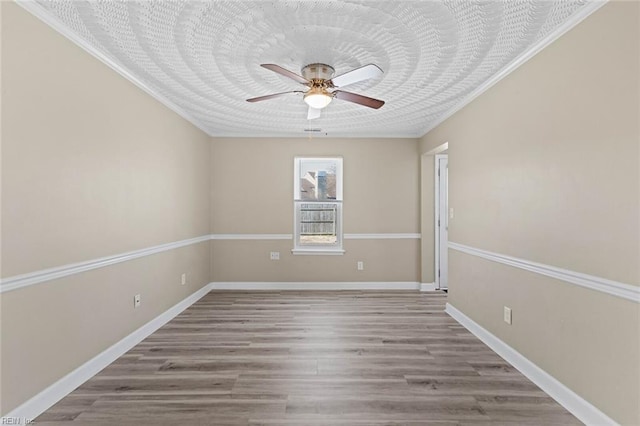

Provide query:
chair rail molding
left=449, top=242, right=639, bottom=303
left=210, top=234, right=293, bottom=240
left=0, top=235, right=211, bottom=293
left=1, top=233, right=421, bottom=293
left=344, top=233, right=421, bottom=239
left=210, top=233, right=421, bottom=240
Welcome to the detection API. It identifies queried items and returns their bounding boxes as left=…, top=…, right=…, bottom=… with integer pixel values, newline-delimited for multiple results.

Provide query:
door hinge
left=438, top=219, right=440, bottom=227
left=438, top=269, right=441, bottom=277
left=438, top=169, right=440, bottom=177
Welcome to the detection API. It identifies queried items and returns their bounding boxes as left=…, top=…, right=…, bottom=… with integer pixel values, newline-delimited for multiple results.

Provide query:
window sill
left=291, top=248, right=346, bottom=256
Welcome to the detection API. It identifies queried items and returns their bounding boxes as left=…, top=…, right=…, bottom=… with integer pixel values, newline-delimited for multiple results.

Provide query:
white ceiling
left=25, top=1, right=598, bottom=138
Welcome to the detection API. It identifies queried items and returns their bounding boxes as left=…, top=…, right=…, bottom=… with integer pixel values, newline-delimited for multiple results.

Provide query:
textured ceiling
left=28, top=0, right=595, bottom=138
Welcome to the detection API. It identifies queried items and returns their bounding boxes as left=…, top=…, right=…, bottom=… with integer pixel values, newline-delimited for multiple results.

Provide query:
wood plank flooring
left=35, top=291, right=580, bottom=425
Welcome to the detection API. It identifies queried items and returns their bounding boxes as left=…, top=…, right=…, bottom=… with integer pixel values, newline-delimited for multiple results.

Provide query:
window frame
left=292, top=156, right=345, bottom=255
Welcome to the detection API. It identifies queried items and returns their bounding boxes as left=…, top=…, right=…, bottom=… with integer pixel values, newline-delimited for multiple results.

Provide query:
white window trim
left=292, top=157, right=344, bottom=255
left=291, top=248, right=346, bottom=256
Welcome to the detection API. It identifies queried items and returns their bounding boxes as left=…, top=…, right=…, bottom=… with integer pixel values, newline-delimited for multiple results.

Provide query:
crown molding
left=17, top=0, right=606, bottom=140
left=15, top=0, right=212, bottom=136
left=420, top=0, right=608, bottom=136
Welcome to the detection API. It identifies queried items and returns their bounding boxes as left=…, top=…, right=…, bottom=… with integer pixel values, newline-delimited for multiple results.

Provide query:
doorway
left=435, top=154, right=448, bottom=290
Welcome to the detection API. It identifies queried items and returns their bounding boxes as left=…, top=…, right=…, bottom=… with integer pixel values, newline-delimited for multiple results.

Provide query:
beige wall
left=210, top=137, right=420, bottom=283
left=0, top=3, right=211, bottom=414
left=3, top=0, right=638, bottom=422
left=421, top=2, right=639, bottom=424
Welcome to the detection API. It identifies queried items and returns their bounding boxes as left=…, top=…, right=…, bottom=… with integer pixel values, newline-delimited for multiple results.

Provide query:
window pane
left=298, top=159, right=338, bottom=201
left=293, top=157, right=343, bottom=253
left=299, top=203, right=337, bottom=245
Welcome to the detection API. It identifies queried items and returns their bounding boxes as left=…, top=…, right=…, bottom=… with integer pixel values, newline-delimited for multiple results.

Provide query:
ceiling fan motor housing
left=301, top=63, right=335, bottom=82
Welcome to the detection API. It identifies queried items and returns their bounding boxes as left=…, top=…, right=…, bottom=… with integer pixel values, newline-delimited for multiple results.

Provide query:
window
left=293, top=157, right=344, bottom=255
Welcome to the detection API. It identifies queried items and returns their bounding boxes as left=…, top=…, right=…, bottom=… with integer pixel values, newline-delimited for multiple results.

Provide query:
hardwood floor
left=35, top=291, right=580, bottom=425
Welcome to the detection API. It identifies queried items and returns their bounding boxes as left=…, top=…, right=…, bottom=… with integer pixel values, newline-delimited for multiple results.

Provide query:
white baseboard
left=210, top=282, right=420, bottom=291
left=420, top=282, right=437, bottom=292
left=445, top=303, right=616, bottom=426
left=4, top=283, right=214, bottom=421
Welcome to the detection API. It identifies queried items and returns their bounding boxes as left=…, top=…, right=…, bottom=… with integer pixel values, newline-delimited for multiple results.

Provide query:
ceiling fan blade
left=333, top=90, right=385, bottom=109
left=331, top=64, right=383, bottom=88
left=307, top=106, right=321, bottom=120
left=261, top=64, right=309, bottom=85
left=246, top=91, right=301, bottom=103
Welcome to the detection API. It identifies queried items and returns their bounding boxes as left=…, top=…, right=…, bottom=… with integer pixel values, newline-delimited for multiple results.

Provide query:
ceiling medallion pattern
left=34, top=1, right=590, bottom=137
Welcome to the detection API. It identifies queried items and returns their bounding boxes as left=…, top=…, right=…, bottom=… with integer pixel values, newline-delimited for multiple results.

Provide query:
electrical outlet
left=503, top=306, right=512, bottom=325
left=449, top=207, right=454, bottom=219
left=357, top=261, right=364, bottom=271
left=270, top=251, right=280, bottom=260
left=134, top=294, right=141, bottom=308
left=181, top=273, right=186, bottom=285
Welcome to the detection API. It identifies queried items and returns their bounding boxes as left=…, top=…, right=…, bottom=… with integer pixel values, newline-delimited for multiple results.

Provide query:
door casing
left=434, top=154, right=448, bottom=290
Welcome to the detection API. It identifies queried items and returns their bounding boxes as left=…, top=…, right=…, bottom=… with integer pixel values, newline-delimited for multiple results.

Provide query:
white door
left=436, top=155, right=448, bottom=289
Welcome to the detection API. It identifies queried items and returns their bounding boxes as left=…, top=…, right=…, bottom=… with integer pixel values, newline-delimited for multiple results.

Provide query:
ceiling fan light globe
left=304, top=93, right=332, bottom=109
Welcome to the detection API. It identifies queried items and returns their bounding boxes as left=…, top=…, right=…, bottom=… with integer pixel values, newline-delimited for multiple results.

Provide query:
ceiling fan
left=246, top=63, right=385, bottom=120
